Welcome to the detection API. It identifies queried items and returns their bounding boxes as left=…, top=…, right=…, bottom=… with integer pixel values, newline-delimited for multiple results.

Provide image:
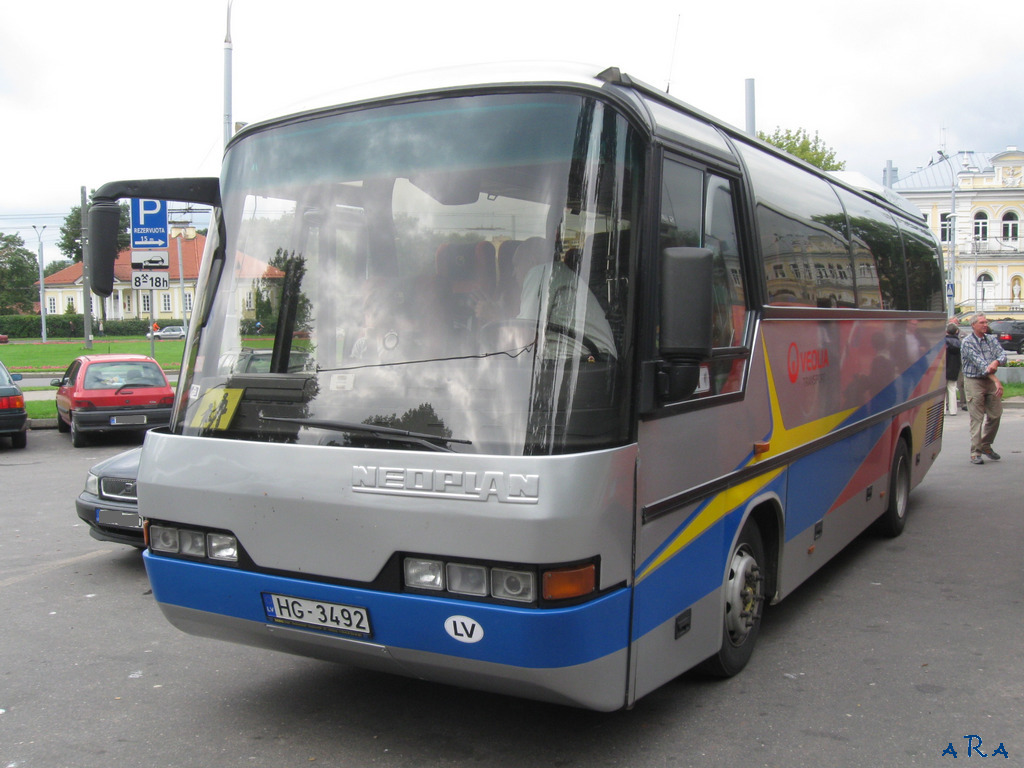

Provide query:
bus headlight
left=491, top=568, right=535, bottom=602
left=446, top=563, right=489, bottom=596
left=179, top=529, right=207, bottom=557
left=146, top=523, right=238, bottom=564
left=404, top=558, right=444, bottom=590
left=207, top=533, right=238, bottom=562
left=149, top=525, right=180, bottom=553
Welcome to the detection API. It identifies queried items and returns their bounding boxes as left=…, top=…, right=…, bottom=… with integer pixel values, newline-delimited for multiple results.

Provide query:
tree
left=44, top=259, right=73, bottom=278
left=758, top=127, right=846, bottom=171
left=58, top=197, right=130, bottom=262
left=0, top=232, right=40, bottom=314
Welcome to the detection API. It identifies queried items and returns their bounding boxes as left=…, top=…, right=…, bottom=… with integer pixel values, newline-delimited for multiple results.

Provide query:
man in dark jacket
left=944, top=322, right=961, bottom=415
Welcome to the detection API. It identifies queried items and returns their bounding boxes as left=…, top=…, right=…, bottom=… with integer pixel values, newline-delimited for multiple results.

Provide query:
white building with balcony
left=890, top=147, right=1024, bottom=318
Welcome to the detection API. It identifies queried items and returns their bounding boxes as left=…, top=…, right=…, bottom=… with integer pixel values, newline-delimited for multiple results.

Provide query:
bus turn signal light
left=542, top=564, right=596, bottom=601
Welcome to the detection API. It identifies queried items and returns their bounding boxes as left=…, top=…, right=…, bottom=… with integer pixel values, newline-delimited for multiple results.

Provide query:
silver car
left=76, top=447, right=143, bottom=547
left=147, top=325, right=186, bottom=340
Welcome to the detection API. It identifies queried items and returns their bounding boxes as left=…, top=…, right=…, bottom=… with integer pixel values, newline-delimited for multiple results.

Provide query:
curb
left=28, top=419, right=58, bottom=430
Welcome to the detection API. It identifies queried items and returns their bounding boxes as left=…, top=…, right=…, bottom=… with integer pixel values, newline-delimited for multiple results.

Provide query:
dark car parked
left=0, top=359, right=28, bottom=448
left=76, top=447, right=143, bottom=547
left=988, top=319, right=1024, bottom=354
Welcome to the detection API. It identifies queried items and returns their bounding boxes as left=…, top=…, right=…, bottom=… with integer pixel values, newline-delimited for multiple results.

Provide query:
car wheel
left=12, top=431, right=27, bottom=449
left=57, top=411, right=70, bottom=433
left=70, top=415, right=88, bottom=448
left=1018, top=341, right=1024, bottom=355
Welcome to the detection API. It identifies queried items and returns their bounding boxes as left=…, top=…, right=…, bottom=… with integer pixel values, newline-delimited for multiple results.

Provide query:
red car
left=51, top=354, right=174, bottom=447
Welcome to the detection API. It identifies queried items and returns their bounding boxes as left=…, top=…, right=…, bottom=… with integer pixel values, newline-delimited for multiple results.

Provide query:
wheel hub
left=724, top=546, right=763, bottom=645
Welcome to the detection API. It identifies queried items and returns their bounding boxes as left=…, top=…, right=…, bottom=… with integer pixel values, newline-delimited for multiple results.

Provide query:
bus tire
left=698, top=518, right=765, bottom=678
left=875, top=438, right=910, bottom=538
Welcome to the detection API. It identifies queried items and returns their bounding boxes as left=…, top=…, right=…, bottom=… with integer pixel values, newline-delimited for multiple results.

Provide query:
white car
left=147, top=326, right=186, bottom=340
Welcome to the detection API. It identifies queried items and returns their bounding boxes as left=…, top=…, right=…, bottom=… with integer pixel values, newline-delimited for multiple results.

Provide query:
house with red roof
left=39, top=234, right=285, bottom=325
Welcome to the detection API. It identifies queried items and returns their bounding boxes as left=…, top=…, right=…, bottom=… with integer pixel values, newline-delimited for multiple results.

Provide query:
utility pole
left=81, top=186, right=93, bottom=349
left=938, top=151, right=959, bottom=318
left=224, top=0, right=233, bottom=148
left=32, top=225, right=47, bottom=343
left=170, top=221, right=196, bottom=331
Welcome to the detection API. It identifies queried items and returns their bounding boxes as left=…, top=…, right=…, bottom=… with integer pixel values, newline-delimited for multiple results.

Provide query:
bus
left=87, top=65, right=946, bottom=711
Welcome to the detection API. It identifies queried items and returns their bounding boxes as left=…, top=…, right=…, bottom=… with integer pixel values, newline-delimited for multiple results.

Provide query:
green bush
left=0, top=314, right=186, bottom=338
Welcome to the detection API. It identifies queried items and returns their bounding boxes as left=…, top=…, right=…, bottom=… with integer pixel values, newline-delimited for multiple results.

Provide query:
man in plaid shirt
left=960, top=313, right=1007, bottom=464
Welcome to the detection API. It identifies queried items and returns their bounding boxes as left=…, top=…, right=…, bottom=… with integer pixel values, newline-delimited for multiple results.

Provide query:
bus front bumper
left=143, top=551, right=633, bottom=711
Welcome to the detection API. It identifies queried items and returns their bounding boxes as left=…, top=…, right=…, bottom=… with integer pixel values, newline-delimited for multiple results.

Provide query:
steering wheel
left=544, top=322, right=604, bottom=359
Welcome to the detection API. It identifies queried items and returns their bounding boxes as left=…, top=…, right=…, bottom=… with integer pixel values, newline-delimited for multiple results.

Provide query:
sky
left=3, top=0, right=1023, bottom=268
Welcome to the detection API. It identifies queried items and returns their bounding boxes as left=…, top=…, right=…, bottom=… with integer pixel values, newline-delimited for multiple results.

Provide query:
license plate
left=96, top=508, right=143, bottom=529
left=110, top=414, right=146, bottom=425
left=262, top=593, right=371, bottom=637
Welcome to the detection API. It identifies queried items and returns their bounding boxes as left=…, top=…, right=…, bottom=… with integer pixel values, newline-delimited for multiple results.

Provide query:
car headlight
left=85, top=473, right=100, bottom=496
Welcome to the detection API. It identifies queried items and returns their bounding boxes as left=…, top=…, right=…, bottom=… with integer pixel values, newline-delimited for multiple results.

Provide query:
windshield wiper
left=258, top=414, right=471, bottom=453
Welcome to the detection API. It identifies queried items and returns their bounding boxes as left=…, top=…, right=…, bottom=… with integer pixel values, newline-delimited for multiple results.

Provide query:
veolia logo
left=787, top=342, right=830, bottom=383
left=444, top=615, right=484, bottom=643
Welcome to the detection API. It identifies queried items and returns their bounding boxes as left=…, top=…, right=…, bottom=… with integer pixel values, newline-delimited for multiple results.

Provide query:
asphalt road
left=1, top=416, right=1022, bottom=768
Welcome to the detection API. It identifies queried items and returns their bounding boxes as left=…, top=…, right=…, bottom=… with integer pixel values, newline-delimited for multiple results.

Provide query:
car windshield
left=84, top=362, right=166, bottom=389
left=175, top=91, right=641, bottom=455
left=0, top=365, right=15, bottom=386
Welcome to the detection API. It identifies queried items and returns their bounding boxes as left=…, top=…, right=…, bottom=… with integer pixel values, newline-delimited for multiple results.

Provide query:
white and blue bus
left=88, top=65, right=945, bottom=711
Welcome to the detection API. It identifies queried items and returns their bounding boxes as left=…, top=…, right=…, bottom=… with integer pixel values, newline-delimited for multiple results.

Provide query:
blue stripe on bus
left=631, top=470, right=787, bottom=640
left=143, top=552, right=631, bottom=669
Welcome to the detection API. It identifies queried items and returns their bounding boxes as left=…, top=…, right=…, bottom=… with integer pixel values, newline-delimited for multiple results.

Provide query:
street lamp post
left=32, top=225, right=47, bottom=343
left=937, top=151, right=958, bottom=318
left=169, top=222, right=197, bottom=331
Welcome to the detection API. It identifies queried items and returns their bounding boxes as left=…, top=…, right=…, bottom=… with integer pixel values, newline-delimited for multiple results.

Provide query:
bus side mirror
left=88, top=199, right=122, bottom=298
left=658, top=247, right=714, bottom=402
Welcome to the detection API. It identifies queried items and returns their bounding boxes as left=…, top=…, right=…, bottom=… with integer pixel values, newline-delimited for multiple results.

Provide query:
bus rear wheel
left=874, top=438, right=910, bottom=538
left=699, top=518, right=765, bottom=677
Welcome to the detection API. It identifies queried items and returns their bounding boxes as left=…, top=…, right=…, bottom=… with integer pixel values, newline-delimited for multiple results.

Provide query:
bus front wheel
left=699, top=518, right=765, bottom=677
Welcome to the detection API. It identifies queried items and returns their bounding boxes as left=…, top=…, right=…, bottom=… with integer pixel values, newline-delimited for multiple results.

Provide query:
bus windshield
left=175, top=92, right=640, bottom=455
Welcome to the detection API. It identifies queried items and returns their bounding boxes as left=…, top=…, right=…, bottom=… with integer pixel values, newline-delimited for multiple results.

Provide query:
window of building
left=1002, top=211, right=1019, bottom=241
left=47, top=296, right=57, bottom=314
left=940, top=213, right=954, bottom=243
left=161, top=293, right=172, bottom=313
left=142, top=293, right=151, bottom=313
left=184, top=292, right=193, bottom=313
left=124, top=293, right=132, bottom=313
left=974, top=211, right=989, bottom=241
left=66, top=297, right=75, bottom=312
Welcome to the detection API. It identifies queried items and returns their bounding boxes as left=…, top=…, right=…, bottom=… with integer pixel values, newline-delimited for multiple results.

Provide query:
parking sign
left=131, top=198, right=169, bottom=249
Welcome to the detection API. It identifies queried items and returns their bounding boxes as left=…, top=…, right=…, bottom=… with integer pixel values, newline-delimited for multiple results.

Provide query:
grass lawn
left=26, top=401, right=57, bottom=419
left=1, top=338, right=184, bottom=374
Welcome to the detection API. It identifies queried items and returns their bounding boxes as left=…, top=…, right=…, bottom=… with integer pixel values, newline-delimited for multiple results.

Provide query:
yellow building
left=891, top=148, right=1024, bottom=319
